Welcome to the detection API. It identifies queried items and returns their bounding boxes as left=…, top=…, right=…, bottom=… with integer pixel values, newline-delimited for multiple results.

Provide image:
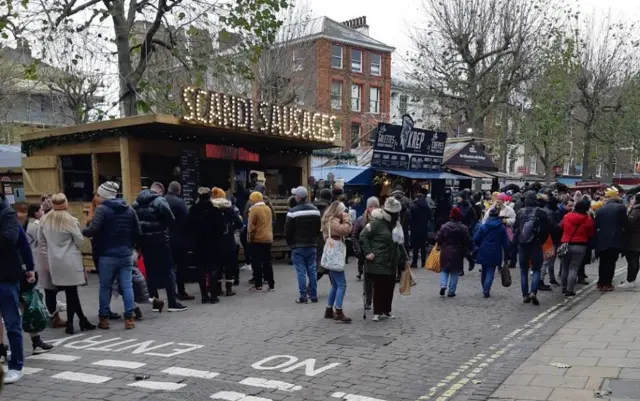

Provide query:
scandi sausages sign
left=181, top=86, right=339, bottom=143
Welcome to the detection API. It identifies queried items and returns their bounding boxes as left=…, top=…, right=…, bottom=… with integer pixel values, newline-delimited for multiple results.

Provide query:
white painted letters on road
left=252, top=355, right=298, bottom=370
left=251, top=355, right=340, bottom=377
left=281, top=359, right=341, bottom=377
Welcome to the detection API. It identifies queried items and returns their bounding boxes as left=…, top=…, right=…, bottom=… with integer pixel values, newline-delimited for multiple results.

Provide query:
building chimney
left=341, top=16, right=369, bottom=36
left=16, top=38, right=31, bottom=57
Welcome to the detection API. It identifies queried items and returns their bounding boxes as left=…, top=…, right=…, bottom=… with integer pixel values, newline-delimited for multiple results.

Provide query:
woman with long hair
left=38, top=193, right=95, bottom=334
left=360, top=197, right=403, bottom=322
left=321, top=200, right=353, bottom=322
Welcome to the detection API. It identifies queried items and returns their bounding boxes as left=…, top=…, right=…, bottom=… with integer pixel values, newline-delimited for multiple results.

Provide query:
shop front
left=20, top=88, right=342, bottom=267
left=442, top=138, right=502, bottom=191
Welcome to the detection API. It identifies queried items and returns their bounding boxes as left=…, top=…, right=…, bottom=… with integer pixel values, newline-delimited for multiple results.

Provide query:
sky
left=308, top=0, right=640, bottom=75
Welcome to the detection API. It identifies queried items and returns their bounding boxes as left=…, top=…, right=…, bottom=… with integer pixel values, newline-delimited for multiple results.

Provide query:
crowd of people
left=1, top=177, right=639, bottom=387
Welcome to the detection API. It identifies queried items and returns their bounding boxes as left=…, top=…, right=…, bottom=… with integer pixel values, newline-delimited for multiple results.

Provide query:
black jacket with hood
left=514, top=192, right=550, bottom=246
left=285, top=202, right=321, bottom=249
left=83, top=199, right=141, bottom=257
left=165, top=192, right=189, bottom=250
left=132, top=189, right=175, bottom=245
left=189, top=197, right=243, bottom=262
left=0, top=200, right=23, bottom=283
left=410, top=198, right=432, bottom=242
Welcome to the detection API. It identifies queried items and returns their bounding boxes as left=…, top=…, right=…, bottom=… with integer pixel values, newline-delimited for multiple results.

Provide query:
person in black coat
left=165, top=181, right=194, bottom=301
left=410, top=193, right=432, bottom=268
left=595, top=191, right=629, bottom=290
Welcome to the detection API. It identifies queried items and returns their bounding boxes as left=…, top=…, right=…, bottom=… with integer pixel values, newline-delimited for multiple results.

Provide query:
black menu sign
left=180, top=149, right=200, bottom=206
left=371, top=116, right=447, bottom=171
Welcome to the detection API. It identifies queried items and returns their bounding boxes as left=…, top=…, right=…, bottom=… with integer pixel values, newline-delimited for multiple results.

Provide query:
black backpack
left=518, top=207, right=540, bottom=244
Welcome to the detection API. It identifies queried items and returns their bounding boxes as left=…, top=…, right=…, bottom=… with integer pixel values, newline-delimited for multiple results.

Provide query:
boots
left=124, top=317, right=135, bottom=330
left=98, top=316, right=110, bottom=330
left=134, top=306, right=144, bottom=321
left=334, top=309, right=352, bottom=323
left=79, top=318, right=97, bottom=332
left=51, top=313, right=67, bottom=328
left=225, top=282, right=236, bottom=297
left=324, top=307, right=334, bottom=319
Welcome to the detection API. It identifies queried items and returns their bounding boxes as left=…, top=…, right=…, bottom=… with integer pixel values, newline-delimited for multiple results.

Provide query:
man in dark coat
left=514, top=191, right=550, bottom=305
left=164, top=181, right=194, bottom=301
left=455, top=191, right=478, bottom=274
left=410, top=193, right=432, bottom=268
left=133, top=182, right=186, bottom=312
left=595, top=190, right=628, bottom=290
left=621, top=193, right=640, bottom=288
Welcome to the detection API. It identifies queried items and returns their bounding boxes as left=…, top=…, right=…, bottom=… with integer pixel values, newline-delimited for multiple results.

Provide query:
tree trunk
left=581, top=129, right=592, bottom=179
left=113, top=16, right=137, bottom=117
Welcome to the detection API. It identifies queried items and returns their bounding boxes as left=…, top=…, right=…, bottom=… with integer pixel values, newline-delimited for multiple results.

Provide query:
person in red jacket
left=559, top=200, right=595, bottom=297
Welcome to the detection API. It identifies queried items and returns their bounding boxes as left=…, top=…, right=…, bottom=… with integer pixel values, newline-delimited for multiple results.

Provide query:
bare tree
left=408, top=0, right=561, bottom=137
left=32, top=0, right=291, bottom=117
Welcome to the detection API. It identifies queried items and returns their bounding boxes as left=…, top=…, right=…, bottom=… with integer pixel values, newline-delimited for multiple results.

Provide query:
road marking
left=251, top=355, right=340, bottom=376
left=52, top=371, right=112, bottom=384
left=416, top=266, right=626, bottom=401
left=27, top=353, right=80, bottom=362
left=128, top=381, right=187, bottom=391
left=162, top=366, right=219, bottom=379
left=240, top=377, right=303, bottom=391
left=92, top=359, right=146, bottom=369
left=331, top=392, right=388, bottom=401
left=211, top=391, right=272, bottom=401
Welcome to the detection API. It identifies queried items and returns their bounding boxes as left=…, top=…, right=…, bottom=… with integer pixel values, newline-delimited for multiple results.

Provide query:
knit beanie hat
left=250, top=191, right=263, bottom=203
left=383, top=197, right=402, bottom=214
left=450, top=206, right=462, bottom=221
left=366, top=196, right=380, bottom=208
left=97, top=181, right=119, bottom=200
left=211, top=187, right=226, bottom=199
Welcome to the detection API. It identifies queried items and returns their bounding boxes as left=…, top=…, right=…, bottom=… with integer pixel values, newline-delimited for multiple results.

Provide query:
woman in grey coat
left=38, top=193, right=96, bottom=334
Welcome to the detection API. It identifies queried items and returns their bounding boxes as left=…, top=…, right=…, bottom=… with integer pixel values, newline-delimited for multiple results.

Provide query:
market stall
left=20, top=87, right=343, bottom=268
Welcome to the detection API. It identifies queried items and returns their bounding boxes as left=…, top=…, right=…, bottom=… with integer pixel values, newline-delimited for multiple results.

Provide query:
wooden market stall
left=21, top=88, right=343, bottom=269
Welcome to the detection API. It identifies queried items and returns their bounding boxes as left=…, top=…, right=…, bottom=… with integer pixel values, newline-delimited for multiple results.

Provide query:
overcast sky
left=308, top=0, right=640, bottom=73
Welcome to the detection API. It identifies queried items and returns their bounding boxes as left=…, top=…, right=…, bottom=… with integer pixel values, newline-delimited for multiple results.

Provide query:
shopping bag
left=132, top=264, right=150, bottom=304
left=399, top=265, right=413, bottom=295
left=21, top=288, right=50, bottom=333
left=542, top=235, right=554, bottom=259
left=499, top=263, right=512, bottom=287
left=425, top=246, right=441, bottom=273
left=320, top=224, right=347, bottom=271
left=137, top=253, right=147, bottom=279
left=505, top=226, right=514, bottom=242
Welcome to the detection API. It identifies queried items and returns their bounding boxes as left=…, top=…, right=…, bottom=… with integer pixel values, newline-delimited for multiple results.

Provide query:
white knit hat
left=384, top=197, right=402, bottom=214
left=97, top=181, right=119, bottom=200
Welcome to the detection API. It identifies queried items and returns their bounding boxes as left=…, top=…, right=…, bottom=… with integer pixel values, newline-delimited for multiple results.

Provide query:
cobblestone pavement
left=487, top=275, right=640, bottom=401
left=1, top=259, right=627, bottom=401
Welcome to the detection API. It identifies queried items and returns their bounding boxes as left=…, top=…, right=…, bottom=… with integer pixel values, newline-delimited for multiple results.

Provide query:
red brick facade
left=314, top=39, right=392, bottom=149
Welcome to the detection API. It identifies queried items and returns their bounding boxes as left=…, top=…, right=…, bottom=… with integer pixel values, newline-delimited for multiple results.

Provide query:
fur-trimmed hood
left=212, top=198, right=232, bottom=209
left=371, top=208, right=391, bottom=222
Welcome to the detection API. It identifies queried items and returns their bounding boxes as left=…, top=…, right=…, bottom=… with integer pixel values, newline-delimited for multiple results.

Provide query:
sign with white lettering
left=371, top=116, right=447, bottom=171
left=181, top=87, right=339, bottom=143
left=444, top=142, right=496, bottom=169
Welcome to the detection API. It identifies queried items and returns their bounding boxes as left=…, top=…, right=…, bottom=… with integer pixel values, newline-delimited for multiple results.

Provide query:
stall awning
left=312, top=165, right=372, bottom=186
left=381, top=169, right=468, bottom=180
left=448, top=166, right=494, bottom=179
left=486, top=171, right=520, bottom=179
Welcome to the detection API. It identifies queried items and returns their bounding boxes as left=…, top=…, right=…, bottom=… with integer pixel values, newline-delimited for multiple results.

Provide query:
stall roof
left=448, top=166, right=494, bottom=179
left=312, top=165, right=372, bottom=186
left=21, top=114, right=342, bottom=154
left=0, top=145, right=22, bottom=168
left=381, top=169, right=468, bottom=180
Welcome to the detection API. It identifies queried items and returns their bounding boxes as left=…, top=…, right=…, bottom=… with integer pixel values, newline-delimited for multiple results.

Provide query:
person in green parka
left=360, top=197, right=403, bottom=322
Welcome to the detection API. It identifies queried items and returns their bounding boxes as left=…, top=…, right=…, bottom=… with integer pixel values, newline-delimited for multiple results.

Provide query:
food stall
left=20, top=87, right=343, bottom=268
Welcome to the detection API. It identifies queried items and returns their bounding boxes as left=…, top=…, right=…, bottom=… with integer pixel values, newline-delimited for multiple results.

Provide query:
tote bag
left=320, top=223, right=346, bottom=272
left=425, top=246, right=441, bottom=273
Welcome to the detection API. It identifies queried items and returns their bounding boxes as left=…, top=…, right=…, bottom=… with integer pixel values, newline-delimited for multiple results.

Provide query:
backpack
left=518, top=207, right=540, bottom=244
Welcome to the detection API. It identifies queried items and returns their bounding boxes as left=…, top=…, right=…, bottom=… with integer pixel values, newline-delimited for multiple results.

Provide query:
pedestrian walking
left=559, top=200, right=595, bottom=297
left=595, top=188, right=628, bottom=291
left=474, top=208, right=510, bottom=298
left=37, top=193, right=96, bottom=334
left=621, top=193, right=640, bottom=289
left=133, top=182, right=187, bottom=312
left=360, top=197, right=401, bottom=321
left=455, top=191, right=478, bottom=273
left=352, top=196, right=379, bottom=309
left=410, top=192, right=432, bottom=269
left=514, top=191, right=550, bottom=305
left=248, top=191, right=275, bottom=291
left=314, top=188, right=333, bottom=282
left=165, top=181, right=195, bottom=301
left=436, top=207, right=472, bottom=297
left=285, top=186, right=321, bottom=304
left=321, top=200, right=353, bottom=322
left=540, top=195, right=561, bottom=290
left=392, top=189, right=411, bottom=281
left=83, top=182, right=141, bottom=330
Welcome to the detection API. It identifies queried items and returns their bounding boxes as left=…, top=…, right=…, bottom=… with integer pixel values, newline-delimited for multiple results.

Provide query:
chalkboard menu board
left=180, top=149, right=200, bottom=206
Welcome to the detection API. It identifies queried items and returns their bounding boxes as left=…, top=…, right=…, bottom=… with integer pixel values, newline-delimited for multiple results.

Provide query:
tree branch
left=53, top=0, right=103, bottom=28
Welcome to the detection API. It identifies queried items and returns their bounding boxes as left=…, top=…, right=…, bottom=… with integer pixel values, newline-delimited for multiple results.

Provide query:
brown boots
left=98, top=316, right=110, bottom=330
left=99, top=315, right=135, bottom=330
left=334, top=309, right=352, bottom=323
left=124, top=317, right=135, bottom=330
left=51, top=313, right=67, bottom=328
left=324, top=307, right=334, bottom=319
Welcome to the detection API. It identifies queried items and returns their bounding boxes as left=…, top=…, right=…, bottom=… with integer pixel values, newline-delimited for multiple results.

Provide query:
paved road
left=1, top=258, right=624, bottom=401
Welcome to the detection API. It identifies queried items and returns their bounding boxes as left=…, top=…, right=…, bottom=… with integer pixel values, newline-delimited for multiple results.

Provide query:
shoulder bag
left=557, top=218, right=583, bottom=258
left=320, top=222, right=347, bottom=272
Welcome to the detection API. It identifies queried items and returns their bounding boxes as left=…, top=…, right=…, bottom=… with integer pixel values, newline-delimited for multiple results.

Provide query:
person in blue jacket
left=474, top=208, right=511, bottom=298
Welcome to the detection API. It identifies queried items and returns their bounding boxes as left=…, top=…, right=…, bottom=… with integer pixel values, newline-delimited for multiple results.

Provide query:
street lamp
left=467, top=128, right=473, bottom=134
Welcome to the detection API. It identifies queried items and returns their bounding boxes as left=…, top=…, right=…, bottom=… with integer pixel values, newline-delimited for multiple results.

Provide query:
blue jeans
left=292, top=248, right=317, bottom=300
left=99, top=256, right=134, bottom=318
left=519, top=243, right=543, bottom=296
left=0, top=282, right=23, bottom=371
left=327, top=270, right=347, bottom=309
left=481, top=265, right=497, bottom=295
left=440, top=270, right=459, bottom=294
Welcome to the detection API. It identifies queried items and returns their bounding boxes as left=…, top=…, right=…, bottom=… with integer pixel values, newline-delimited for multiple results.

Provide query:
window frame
left=351, top=84, right=362, bottom=112
left=292, top=49, right=303, bottom=71
left=351, top=49, right=363, bottom=73
left=350, top=123, right=361, bottom=149
left=370, top=53, right=382, bottom=76
left=331, top=44, right=343, bottom=69
left=331, top=80, right=342, bottom=111
left=399, top=94, right=408, bottom=115
left=528, top=154, right=537, bottom=175
left=370, top=87, right=380, bottom=113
